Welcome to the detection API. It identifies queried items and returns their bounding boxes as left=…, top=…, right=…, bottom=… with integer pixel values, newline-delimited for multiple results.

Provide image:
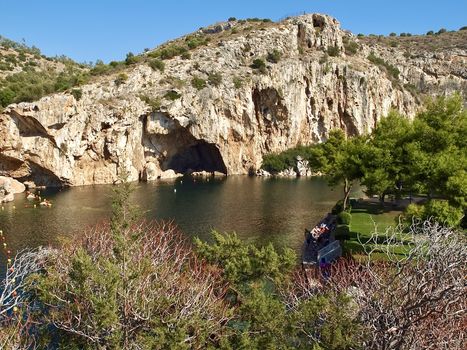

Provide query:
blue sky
left=1, top=0, right=466, bottom=63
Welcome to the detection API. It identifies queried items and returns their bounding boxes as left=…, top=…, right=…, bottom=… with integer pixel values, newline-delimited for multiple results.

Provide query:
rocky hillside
left=0, top=14, right=465, bottom=187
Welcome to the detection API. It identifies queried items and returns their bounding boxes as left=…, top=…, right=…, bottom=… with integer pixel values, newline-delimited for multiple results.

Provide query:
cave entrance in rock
left=167, top=141, right=227, bottom=175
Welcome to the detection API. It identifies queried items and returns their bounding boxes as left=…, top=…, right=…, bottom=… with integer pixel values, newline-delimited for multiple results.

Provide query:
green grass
left=341, top=200, right=411, bottom=261
left=350, top=202, right=401, bottom=238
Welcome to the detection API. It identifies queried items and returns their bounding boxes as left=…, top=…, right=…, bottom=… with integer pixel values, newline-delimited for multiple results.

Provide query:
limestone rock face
left=0, top=14, right=465, bottom=186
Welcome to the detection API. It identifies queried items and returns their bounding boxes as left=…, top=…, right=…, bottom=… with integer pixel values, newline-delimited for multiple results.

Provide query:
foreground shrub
left=195, top=231, right=296, bottom=286
left=27, top=223, right=230, bottom=348
left=325, top=222, right=467, bottom=349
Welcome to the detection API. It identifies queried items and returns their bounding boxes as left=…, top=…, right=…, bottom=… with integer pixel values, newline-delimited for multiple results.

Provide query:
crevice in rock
left=338, top=104, right=359, bottom=136
left=10, top=111, right=58, bottom=148
left=252, top=88, right=288, bottom=124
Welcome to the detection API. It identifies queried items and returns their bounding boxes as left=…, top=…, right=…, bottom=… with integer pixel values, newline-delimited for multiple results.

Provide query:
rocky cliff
left=0, top=14, right=465, bottom=186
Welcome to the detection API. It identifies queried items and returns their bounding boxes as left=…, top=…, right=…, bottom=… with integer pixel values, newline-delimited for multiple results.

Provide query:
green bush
left=114, top=73, right=128, bottom=86
left=367, top=52, right=400, bottom=79
left=228, top=17, right=237, bottom=21
left=266, top=49, right=281, bottom=63
left=335, top=224, right=350, bottom=240
left=148, top=58, right=165, bottom=72
left=331, top=200, right=351, bottom=215
left=191, top=76, right=206, bottom=90
left=404, top=200, right=463, bottom=227
left=426, top=30, right=434, bottom=35
left=181, top=51, right=191, bottom=60
left=437, top=28, right=447, bottom=35
left=389, top=32, right=397, bottom=37
left=125, top=52, right=139, bottom=65
left=71, top=88, right=82, bottom=101
left=0, top=67, right=89, bottom=107
left=185, top=35, right=208, bottom=50
left=154, top=45, right=188, bottom=60
left=357, top=33, right=364, bottom=37
left=0, top=88, right=15, bottom=107
left=337, top=211, right=352, bottom=225
left=261, top=154, right=287, bottom=173
left=251, top=58, right=267, bottom=73
left=233, top=76, right=243, bottom=89
left=344, top=40, right=359, bottom=55
left=208, top=72, right=222, bottom=86
left=139, top=94, right=161, bottom=111
left=460, top=26, right=467, bottom=31
left=164, top=90, right=181, bottom=101
left=327, top=46, right=340, bottom=57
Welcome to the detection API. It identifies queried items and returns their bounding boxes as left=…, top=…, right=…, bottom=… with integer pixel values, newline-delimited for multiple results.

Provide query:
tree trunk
left=380, top=192, right=386, bottom=205
left=343, top=178, right=352, bottom=211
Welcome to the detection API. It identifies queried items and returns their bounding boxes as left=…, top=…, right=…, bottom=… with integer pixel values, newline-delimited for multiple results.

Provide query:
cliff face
left=0, top=14, right=465, bottom=186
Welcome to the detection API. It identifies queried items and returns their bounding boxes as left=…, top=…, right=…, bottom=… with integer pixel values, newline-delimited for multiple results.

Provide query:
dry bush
left=28, top=221, right=232, bottom=349
left=288, top=221, right=467, bottom=350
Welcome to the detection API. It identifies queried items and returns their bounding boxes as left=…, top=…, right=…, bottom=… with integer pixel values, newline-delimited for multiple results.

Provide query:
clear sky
left=1, top=0, right=466, bottom=63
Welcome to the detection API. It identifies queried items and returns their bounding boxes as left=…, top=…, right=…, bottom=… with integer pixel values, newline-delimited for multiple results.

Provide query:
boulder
left=0, top=176, right=25, bottom=202
left=159, top=169, right=183, bottom=179
left=277, top=167, right=297, bottom=177
left=296, top=157, right=312, bottom=177
left=142, top=162, right=160, bottom=181
left=256, top=169, right=272, bottom=177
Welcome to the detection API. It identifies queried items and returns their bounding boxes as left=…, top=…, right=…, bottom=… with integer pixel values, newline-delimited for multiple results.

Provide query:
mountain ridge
left=0, top=14, right=465, bottom=186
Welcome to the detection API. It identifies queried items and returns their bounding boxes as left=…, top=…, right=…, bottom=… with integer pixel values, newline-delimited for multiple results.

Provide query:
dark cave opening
left=166, top=141, right=227, bottom=175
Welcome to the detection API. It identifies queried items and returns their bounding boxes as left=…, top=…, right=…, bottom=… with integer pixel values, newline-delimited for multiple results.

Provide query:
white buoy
left=174, top=189, right=177, bottom=193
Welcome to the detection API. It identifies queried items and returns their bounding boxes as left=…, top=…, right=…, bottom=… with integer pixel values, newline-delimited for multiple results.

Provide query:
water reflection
left=0, top=176, right=362, bottom=267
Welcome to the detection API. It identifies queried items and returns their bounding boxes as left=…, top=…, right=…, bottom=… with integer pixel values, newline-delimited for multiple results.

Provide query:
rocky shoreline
left=256, top=156, right=322, bottom=177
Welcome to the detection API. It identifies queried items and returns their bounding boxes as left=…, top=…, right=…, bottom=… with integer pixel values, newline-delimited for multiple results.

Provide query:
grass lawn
left=342, top=200, right=411, bottom=260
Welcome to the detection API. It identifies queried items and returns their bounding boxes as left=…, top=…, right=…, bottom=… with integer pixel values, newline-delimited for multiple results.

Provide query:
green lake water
left=0, top=176, right=362, bottom=267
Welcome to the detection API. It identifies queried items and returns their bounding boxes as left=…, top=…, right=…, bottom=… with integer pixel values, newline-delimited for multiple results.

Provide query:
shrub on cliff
left=251, top=58, right=267, bottom=73
left=114, top=72, right=128, bottom=86
left=208, top=72, right=222, bottom=87
left=0, top=67, right=89, bottom=107
left=125, top=52, right=140, bottom=65
left=327, top=45, right=340, bottom=57
left=367, top=52, right=400, bottom=79
left=191, top=76, right=207, bottom=90
left=148, top=58, right=165, bottom=72
left=266, top=49, right=282, bottom=63
left=343, top=39, right=359, bottom=55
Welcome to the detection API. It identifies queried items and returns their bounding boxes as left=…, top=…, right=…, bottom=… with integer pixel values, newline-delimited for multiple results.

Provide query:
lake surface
left=0, top=176, right=362, bottom=266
